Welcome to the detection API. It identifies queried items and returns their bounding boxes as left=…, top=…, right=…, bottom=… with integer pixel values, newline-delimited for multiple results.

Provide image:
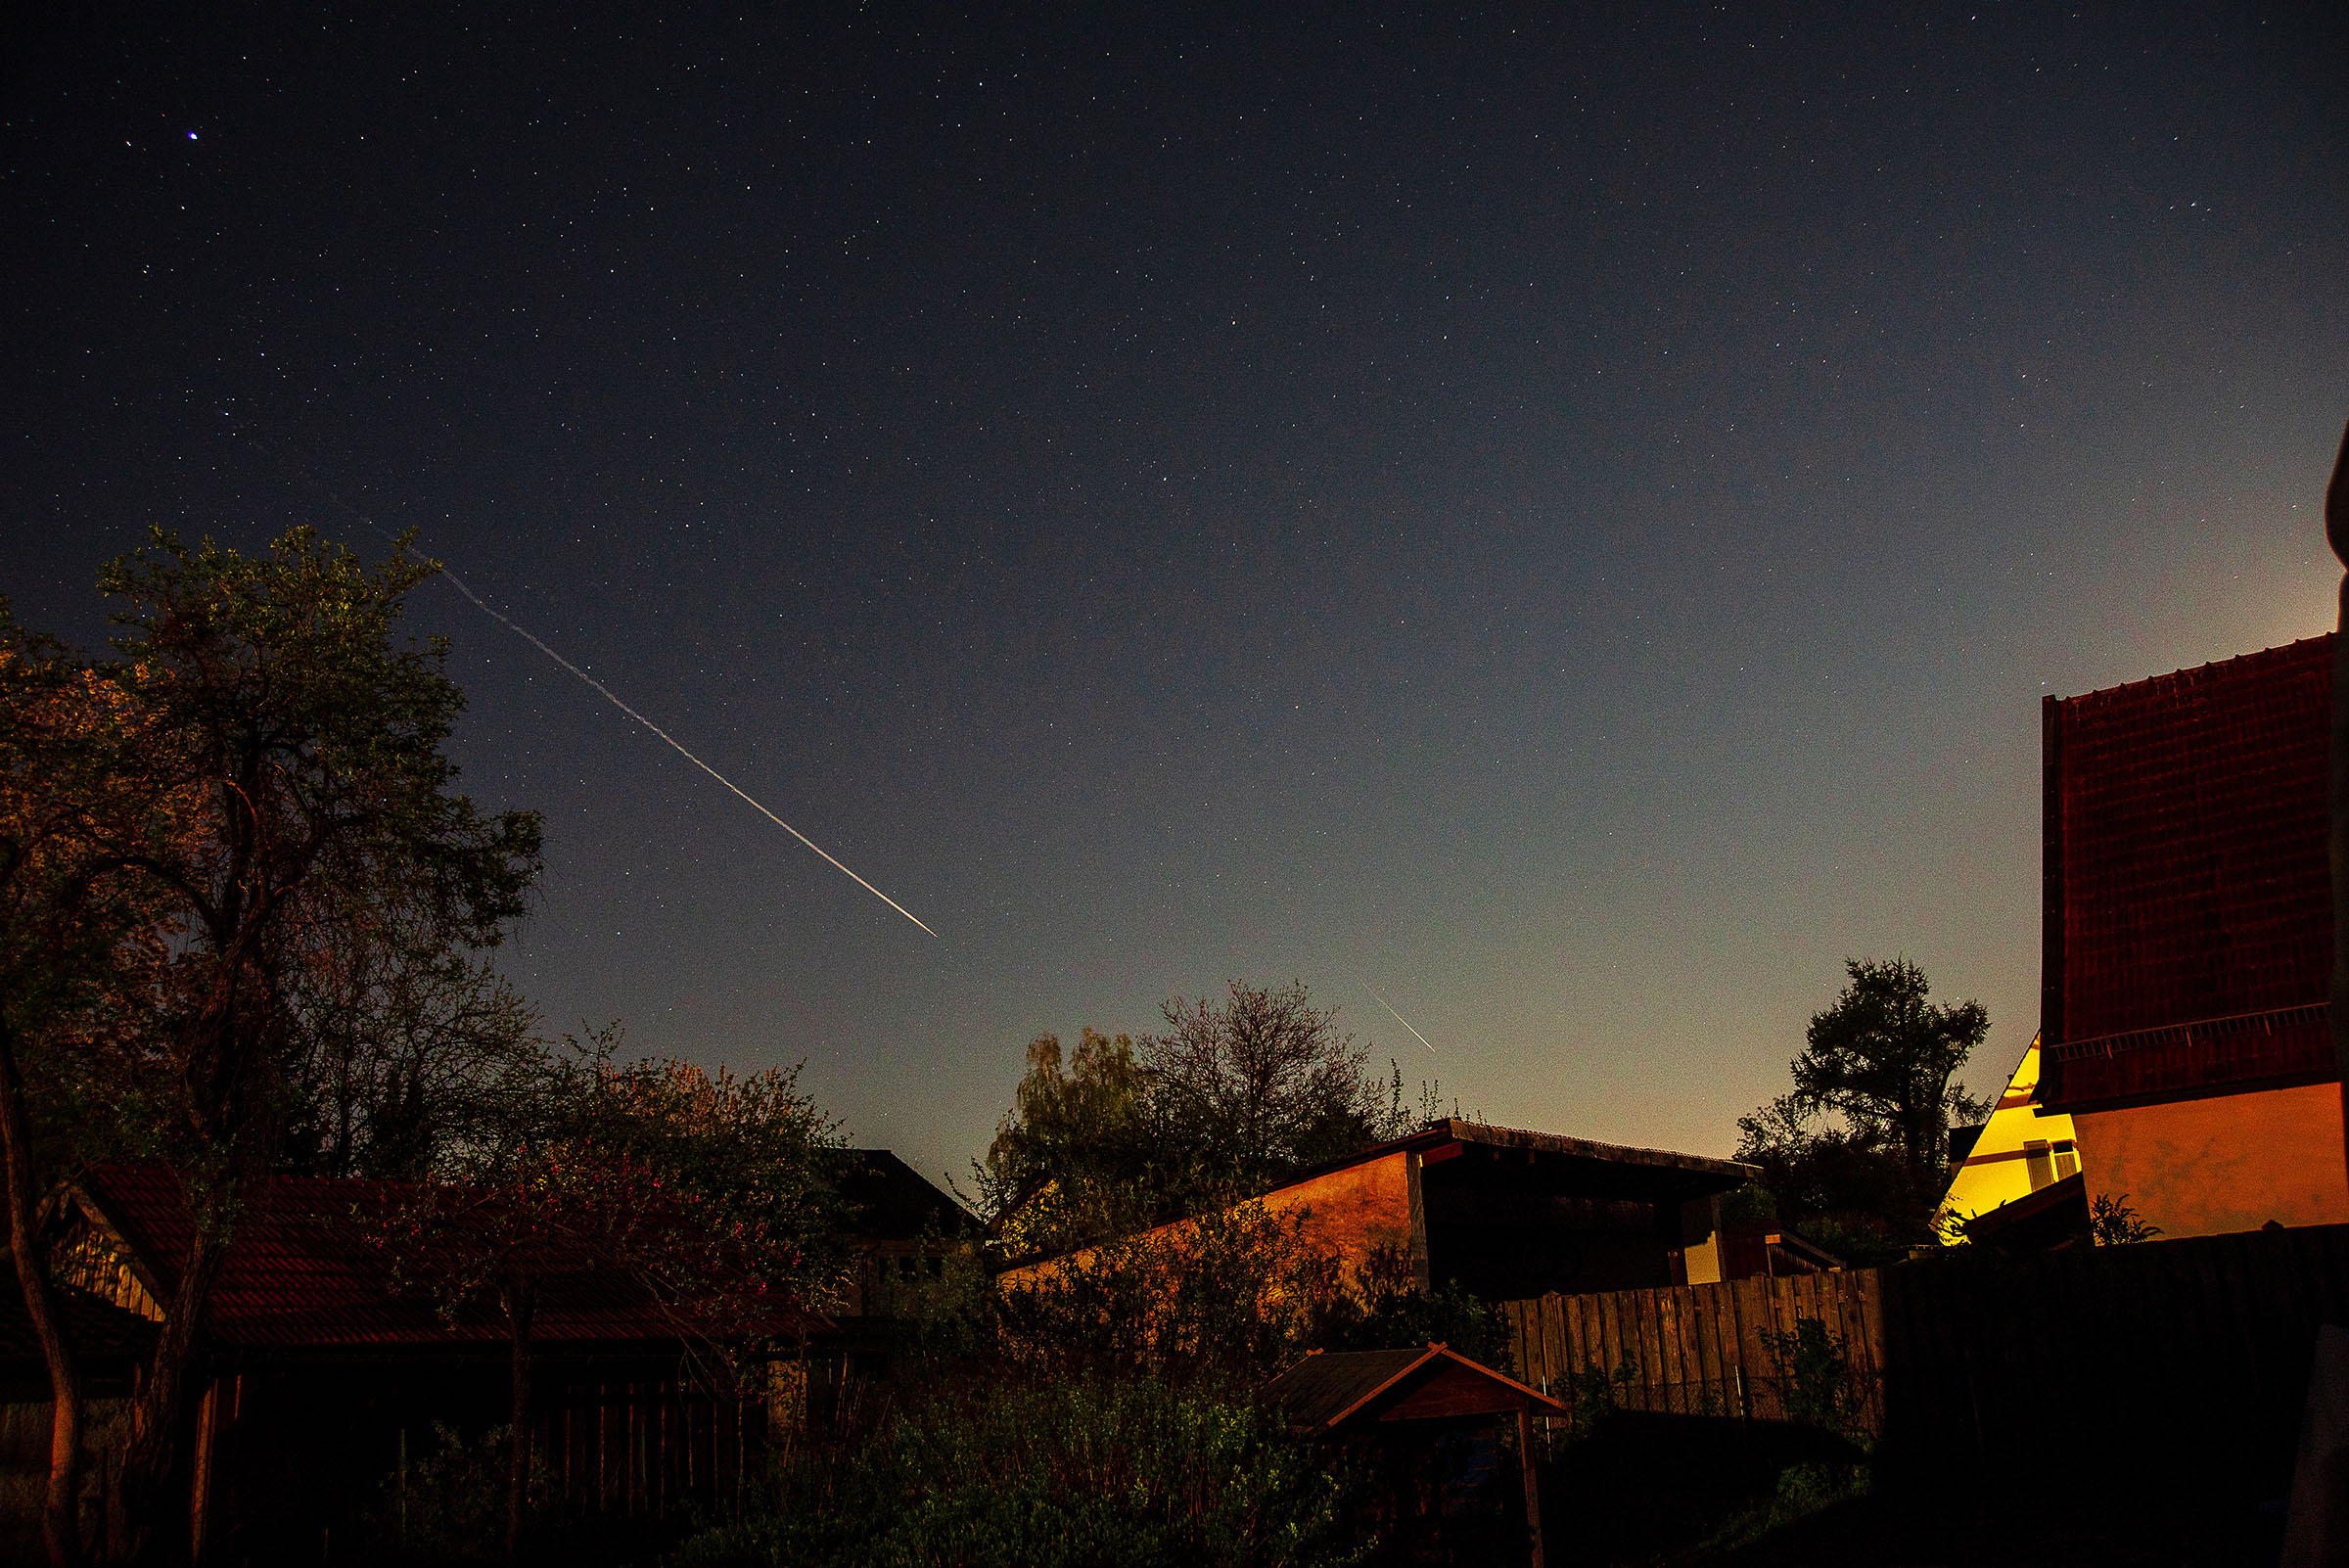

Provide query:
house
left=1003, top=1119, right=1757, bottom=1299
left=1933, top=1033, right=2083, bottom=1233
left=820, top=1147, right=984, bottom=1319
left=805, top=1149, right=983, bottom=1407
left=41, top=1164, right=825, bottom=1561
left=2033, top=634, right=2349, bottom=1239
left=0, top=1279, right=157, bottom=1561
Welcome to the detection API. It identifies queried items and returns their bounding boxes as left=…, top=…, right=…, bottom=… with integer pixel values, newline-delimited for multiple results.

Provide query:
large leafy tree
left=1737, top=958, right=1991, bottom=1258
left=1792, top=957, right=1990, bottom=1183
left=978, top=1029, right=1160, bottom=1258
left=37, top=528, right=542, bottom=1564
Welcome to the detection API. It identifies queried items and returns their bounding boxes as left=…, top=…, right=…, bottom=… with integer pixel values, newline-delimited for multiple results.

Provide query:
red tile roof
left=2040, top=635, right=2336, bottom=1108
left=75, top=1165, right=829, bottom=1351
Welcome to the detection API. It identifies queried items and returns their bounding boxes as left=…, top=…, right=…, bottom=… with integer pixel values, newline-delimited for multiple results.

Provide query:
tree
left=1736, top=958, right=1991, bottom=1257
left=275, top=884, right=543, bottom=1182
left=63, top=528, right=540, bottom=1564
left=978, top=1029, right=1159, bottom=1258
left=1792, top=958, right=1990, bottom=1184
left=0, top=607, right=179, bottom=1567
left=369, top=1045, right=849, bottom=1562
left=978, top=983, right=1417, bottom=1258
left=1141, top=981, right=1390, bottom=1200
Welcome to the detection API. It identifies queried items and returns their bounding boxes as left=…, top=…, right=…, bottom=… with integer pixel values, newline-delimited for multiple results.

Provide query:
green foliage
left=979, top=1029, right=1162, bottom=1259
left=995, top=1200, right=1342, bottom=1382
left=579, top=1053, right=854, bottom=1311
left=1736, top=957, right=1991, bottom=1247
left=1303, top=1248, right=1508, bottom=1368
left=371, top=1423, right=552, bottom=1564
left=668, top=1375, right=1369, bottom=1568
left=1558, top=1357, right=1641, bottom=1441
left=65, top=527, right=544, bottom=1188
left=2089, top=1191, right=2161, bottom=1245
left=980, top=982, right=1430, bottom=1258
left=1790, top=957, right=1990, bottom=1182
left=1764, top=1315, right=1866, bottom=1444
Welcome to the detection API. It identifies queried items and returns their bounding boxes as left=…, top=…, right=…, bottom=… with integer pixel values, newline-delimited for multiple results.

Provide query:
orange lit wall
left=2073, top=1083, right=2349, bottom=1239
left=998, top=1149, right=1420, bottom=1291
left=1255, top=1149, right=1416, bottom=1266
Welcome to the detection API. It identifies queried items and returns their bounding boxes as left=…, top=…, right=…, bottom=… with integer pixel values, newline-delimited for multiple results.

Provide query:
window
left=2053, top=1139, right=2079, bottom=1180
left=2024, top=1140, right=2054, bottom=1190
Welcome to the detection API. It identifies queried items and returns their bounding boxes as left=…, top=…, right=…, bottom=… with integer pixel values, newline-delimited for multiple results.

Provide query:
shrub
left=2090, top=1192, right=2161, bottom=1246
left=370, top=1423, right=550, bottom=1564
left=1303, top=1246, right=1508, bottom=1368
left=668, top=1373, right=1368, bottom=1568
left=993, top=1200, right=1342, bottom=1382
left=1764, top=1315, right=1865, bottom=1442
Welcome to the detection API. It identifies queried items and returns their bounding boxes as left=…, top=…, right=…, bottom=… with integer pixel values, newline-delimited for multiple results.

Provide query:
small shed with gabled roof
left=1265, top=1343, right=1565, bottom=1567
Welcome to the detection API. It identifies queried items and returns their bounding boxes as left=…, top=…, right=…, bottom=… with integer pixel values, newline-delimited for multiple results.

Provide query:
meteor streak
left=239, top=429, right=937, bottom=937
left=428, top=565, right=939, bottom=938
left=1369, top=989, right=1439, bottom=1053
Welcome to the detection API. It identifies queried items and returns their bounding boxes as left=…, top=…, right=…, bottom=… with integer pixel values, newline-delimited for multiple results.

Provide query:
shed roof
left=1290, top=1118, right=1754, bottom=1200
left=70, top=1164, right=829, bottom=1352
left=1262, top=1343, right=1565, bottom=1437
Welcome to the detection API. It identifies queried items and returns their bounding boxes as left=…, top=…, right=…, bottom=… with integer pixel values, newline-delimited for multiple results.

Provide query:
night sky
left=7, top=4, right=2346, bottom=1193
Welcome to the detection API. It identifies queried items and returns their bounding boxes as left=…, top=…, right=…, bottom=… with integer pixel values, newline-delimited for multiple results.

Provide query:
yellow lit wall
left=1935, top=1035, right=2081, bottom=1231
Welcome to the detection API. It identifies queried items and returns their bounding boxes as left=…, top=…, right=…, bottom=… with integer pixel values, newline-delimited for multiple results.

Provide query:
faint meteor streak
left=1368, top=989, right=1439, bottom=1053
left=428, top=565, right=939, bottom=938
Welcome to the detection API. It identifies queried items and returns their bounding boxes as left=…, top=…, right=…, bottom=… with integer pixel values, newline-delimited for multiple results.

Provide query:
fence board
left=1494, top=1222, right=2349, bottom=1479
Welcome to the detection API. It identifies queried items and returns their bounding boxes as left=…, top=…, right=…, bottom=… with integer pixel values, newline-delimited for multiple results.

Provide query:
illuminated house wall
left=2037, top=634, right=2349, bottom=1238
left=1935, top=1034, right=2081, bottom=1230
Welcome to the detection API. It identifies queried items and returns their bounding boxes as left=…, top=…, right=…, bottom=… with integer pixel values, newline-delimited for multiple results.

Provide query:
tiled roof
left=75, top=1165, right=829, bottom=1351
left=2041, top=634, right=2335, bottom=1106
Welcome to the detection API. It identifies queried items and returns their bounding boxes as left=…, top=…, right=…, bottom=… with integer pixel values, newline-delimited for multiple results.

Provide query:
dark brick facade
left=2040, top=635, right=2335, bottom=1110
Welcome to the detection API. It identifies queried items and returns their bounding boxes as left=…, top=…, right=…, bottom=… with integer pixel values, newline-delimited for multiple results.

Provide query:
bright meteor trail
left=427, top=563, right=940, bottom=937
left=1369, top=989, right=1439, bottom=1053
left=241, top=430, right=939, bottom=938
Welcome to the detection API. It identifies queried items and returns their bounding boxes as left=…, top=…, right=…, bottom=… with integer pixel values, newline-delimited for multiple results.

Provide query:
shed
left=1001, top=1118, right=1758, bottom=1301
left=47, top=1163, right=831, bottom=1560
left=1265, top=1343, right=1565, bottom=1567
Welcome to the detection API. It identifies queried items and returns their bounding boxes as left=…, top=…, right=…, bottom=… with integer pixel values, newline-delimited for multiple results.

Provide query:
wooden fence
left=1500, top=1222, right=2349, bottom=1485
left=1501, top=1268, right=1884, bottom=1432
left=534, top=1381, right=762, bottom=1521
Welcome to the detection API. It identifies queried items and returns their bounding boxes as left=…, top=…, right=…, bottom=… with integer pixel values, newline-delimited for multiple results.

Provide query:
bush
left=367, top=1423, right=547, bottom=1564
left=668, top=1373, right=1368, bottom=1568
left=993, top=1200, right=1343, bottom=1382
left=1764, top=1315, right=1867, bottom=1445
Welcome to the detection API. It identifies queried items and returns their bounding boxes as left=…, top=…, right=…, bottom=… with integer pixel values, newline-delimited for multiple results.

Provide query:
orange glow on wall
left=2072, top=1083, right=2349, bottom=1240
